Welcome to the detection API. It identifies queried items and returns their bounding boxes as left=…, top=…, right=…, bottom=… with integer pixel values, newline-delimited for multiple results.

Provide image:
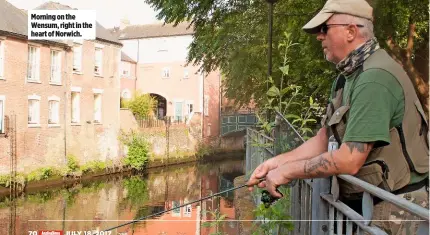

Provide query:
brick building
left=0, top=0, right=122, bottom=174
left=111, top=21, right=221, bottom=140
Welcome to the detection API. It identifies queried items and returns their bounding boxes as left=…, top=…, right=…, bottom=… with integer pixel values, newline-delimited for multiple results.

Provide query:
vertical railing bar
left=329, top=206, right=334, bottom=235
left=346, top=219, right=353, bottom=235
left=336, top=210, right=343, bottom=235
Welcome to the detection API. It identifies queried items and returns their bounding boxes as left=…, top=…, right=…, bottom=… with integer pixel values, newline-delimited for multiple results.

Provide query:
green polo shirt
left=330, top=68, right=428, bottom=184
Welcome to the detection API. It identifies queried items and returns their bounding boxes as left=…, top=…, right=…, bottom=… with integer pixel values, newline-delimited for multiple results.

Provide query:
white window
left=94, top=48, right=103, bottom=76
left=183, top=69, right=189, bottom=79
left=0, top=96, right=5, bottom=133
left=73, top=45, right=82, bottom=72
left=183, top=200, right=192, bottom=217
left=94, top=93, right=102, bottom=123
left=121, top=62, right=131, bottom=77
left=71, top=91, right=80, bottom=123
left=121, top=89, right=131, bottom=99
left=48, top=99, right=60, bottom=124
left=28, top=95, right=41, bottom=126
left=186, top=101, right=193, bottom=115
left=27, top=46, right=40, bottom=81
left=0, top=41, right=4, bottom=79
left=162, top=67, right=170, bottom=78
left=204, top=95, right=209, bottom=116
left=50, top=50, right=61, bottom=84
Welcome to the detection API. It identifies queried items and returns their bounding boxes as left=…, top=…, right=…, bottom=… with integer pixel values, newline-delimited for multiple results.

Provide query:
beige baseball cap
left=302, top=0, right=373, bottom=34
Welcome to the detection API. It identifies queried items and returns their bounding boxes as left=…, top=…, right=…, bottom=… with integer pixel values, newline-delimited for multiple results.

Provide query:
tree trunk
left=385, top=19, right=429, bottom=118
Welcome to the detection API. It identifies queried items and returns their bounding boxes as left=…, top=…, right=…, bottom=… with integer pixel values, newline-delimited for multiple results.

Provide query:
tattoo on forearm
left=345, top=142, right=368, bottom=154
left=330, top=150, right=339, bottom=170
left=304, top=152, right=339, bottom=176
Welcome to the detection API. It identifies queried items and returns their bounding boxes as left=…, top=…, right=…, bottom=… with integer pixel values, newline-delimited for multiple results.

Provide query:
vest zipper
left=363, top=160, right=389, bottom=179
left=395, top=125, right=416, bottom=172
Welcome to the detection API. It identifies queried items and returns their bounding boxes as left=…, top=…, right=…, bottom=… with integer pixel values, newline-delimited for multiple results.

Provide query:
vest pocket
left=328, top=105, right=350, bottom=126
left=339, top=160, right=390, bottom=200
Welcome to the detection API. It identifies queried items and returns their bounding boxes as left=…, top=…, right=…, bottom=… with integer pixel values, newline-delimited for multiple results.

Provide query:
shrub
left=124, top=91, right=158, bottom=119
left=120, top=131, right=150, bottom=170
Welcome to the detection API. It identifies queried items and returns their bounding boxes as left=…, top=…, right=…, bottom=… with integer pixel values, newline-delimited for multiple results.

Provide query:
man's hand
left=261, top=167, right=292, bottom=198
left=247, top=157, right=280, bottom=191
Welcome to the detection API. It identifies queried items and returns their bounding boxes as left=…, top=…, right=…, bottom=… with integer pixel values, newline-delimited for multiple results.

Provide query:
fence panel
left=246, top=111, right=430, bottom=235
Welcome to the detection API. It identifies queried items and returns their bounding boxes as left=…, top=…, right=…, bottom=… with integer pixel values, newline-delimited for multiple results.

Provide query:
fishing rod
left=97, top=112, right=300, bottom=233
left=98, top=178, right=275, bottom=233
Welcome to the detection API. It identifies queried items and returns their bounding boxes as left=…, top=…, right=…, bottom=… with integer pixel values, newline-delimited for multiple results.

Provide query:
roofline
left=0, top=30, right=71, bottom=49
left=95, top=37, right=123, bottom=46
left=118, top=33, right=194, bottom=40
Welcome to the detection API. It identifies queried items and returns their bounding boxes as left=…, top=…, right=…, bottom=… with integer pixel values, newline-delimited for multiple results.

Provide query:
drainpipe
left=201, top=71, right=205, bottom=141
left=218, top=72, right=221, bottom=141
left=134, top=40, right=139, bottom=96
left=64, top=45, right=69, bottom=163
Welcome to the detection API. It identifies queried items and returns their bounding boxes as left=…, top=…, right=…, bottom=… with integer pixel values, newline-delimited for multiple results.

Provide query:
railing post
left=246, top=128, right=251, bottom=174
left=311, top=178, right=330, bottom=235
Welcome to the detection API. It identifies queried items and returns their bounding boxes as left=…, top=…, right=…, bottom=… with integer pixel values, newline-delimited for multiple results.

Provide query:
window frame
left=28, top=94, right=41, bottom=127
left=94, top=47, right=103, bottom=76
left=0, top=95, right=5, bottom=134
left=50, top=49, right=62, bottom=85
left=71, top=88, right=81, bottom=124
left=72, top=44, right=83, bottom=73
left=161, top=67, right=170, bottom=79
left=0, top=40, right=5, bottom=79
left=48, top=96, right=60, bottom=126
left=27, top=45, right=40, bottom=82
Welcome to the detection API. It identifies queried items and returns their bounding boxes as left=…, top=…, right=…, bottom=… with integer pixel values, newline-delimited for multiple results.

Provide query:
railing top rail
left=246, top=127, right=274, bottom=142
left=338, top=174, right=429, bottom=220
left=275, top=110, right=305, bottom=143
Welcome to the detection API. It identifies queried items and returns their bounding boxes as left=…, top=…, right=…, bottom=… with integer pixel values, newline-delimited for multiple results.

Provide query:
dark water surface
left=0, top=158, right=245, bottom=235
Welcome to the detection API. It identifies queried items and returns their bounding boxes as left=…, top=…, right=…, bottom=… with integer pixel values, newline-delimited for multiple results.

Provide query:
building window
left=183, top=200, right=192, bottom=217
left=28, top=95, right=41, bottom=125
left=121, top=62, right=131, bottom=77
left=48, top=99, right=60, bottom=124
left=94, top=93, right=102, bottom=123
left=71, top=91, right=80, bottom=123
left=204, top=95, right=209, bottom=116
left=172, top=201, right=181, bottom=217
left=162, top=67, right=170, bottom=78
left=27, top=46, right=40, bottom=82
left=50, top=50, right=61, bottom=84
left=0, top=40, right=4, bottom=79
left=183, top=69, right=189, bottom=79
left=186, top=102, right=193, bottom=115
left=73, top=45, right=82, bottom=72
left=0, top=96, right=5, bottom=133
left=121, top=89, right=131, bottom=99
left=94, top=47, right=103, bottom=76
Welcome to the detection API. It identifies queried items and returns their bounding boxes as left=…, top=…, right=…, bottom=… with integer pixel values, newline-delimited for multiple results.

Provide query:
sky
left=7, top=0, right=160, bottom=28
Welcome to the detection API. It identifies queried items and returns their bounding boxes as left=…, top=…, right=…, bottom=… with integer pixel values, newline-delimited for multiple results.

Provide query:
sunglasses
left=320, top=23, right=364, bottom=34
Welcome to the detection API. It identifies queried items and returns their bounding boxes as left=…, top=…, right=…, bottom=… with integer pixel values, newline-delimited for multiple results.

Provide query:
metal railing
left=136, top=115, right=188, bottom=128
left=245, top=112, right=429, bottom=235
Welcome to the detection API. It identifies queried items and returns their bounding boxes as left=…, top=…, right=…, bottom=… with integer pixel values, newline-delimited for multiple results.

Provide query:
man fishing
left=246, top=0, right=429, bottom=233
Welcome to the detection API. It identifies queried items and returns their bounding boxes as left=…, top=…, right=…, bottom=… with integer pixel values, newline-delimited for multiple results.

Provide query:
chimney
left=120, top=18, right=130, bottom=30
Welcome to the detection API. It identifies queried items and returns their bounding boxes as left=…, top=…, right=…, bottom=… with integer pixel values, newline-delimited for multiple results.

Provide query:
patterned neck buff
left=336, top=37, right=380, bottom=76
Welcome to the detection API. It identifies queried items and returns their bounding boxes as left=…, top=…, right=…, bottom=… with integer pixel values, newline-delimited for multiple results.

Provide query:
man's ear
left=346, top=25, right=358, bottom=42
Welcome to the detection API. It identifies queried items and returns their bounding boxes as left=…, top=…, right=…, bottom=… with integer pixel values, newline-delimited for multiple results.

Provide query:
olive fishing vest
left=321, top=49, right=429, bottom=199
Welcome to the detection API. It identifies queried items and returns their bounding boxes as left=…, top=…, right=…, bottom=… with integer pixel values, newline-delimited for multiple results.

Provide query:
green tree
left=144, top=0, right=428, bottom=116
left=125, top=91, right=158, bottom=119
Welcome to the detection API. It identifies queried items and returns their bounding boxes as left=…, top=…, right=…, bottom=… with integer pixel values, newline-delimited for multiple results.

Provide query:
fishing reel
left=261, top=189, right=283, bottom=208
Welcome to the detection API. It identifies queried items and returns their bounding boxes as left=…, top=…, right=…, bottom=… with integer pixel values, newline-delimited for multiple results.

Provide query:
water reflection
left=0, top=159, right=244, bottom=235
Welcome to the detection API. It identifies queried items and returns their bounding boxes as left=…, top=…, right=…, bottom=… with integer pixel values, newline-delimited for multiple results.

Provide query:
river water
left=0, top=158, right=245, bottom=235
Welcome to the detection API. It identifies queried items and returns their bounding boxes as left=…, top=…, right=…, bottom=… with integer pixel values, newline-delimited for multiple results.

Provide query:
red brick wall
left=203, top=70, right=221, bottom=138
left=120, top=61, right=137, bottom=99
left=0, top=36, right=121, bottom=174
